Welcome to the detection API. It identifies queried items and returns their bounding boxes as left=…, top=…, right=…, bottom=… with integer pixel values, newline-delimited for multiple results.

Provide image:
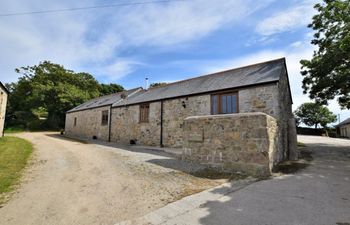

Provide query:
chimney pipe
left=145, top=77, right=149, bottom=90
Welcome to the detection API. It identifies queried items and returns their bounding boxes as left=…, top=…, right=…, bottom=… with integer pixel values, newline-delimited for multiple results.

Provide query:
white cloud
left=0, top=0, right=274, bottom=84
left=255, top=1, right=316, bottom=36
left=93, top=59, right=146, bottom=82
left=290, top=41, right=303, bottom=48
left=110, top=0, right=274, bottom=46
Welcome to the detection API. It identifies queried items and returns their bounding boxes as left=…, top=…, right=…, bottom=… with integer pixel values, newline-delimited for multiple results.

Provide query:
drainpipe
left=160, top=100, right=164, bottom=147
left=108, top=105, right=112, bottom=142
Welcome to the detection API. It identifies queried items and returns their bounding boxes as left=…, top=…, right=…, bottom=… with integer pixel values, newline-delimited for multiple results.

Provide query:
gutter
left=108, top=105, right=112, bottom=142
left=160, top=100, right=164, bottom=147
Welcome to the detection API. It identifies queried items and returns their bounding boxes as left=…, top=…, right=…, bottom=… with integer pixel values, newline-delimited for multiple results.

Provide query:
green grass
left=4, top=126, right=25, bottom=134
left=0, top=136, right=33, bottom=203
left=297, top=142, right=306, bottom=147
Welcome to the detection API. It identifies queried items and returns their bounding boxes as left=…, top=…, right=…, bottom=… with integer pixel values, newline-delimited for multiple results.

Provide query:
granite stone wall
left=277, top=69, right=298, bottom=161
left=110, top=102, right=161, bottom=146
left=65, top=106, right=110, bottom=141
left=182, top=113, right=278, bottom=176
left=162, top=95, right=211, bottom=147
left=108, top=95, right=210, bottom=147
left=239, top=83, right=279, bottom=118
left=340, top=124, right=350, bottom=138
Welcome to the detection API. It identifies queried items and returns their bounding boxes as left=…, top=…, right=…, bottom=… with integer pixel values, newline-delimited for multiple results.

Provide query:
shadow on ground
left=195, top=138, right=350, bottom=225
left=275, top=148, right=313, bottom=174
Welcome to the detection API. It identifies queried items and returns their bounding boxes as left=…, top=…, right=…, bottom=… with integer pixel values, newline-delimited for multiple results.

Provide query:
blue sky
left=0, top=0, right=349, bottom=124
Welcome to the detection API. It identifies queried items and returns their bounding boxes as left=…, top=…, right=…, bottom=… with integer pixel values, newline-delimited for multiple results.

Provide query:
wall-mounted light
left=182, top=101, right=186, bottom=108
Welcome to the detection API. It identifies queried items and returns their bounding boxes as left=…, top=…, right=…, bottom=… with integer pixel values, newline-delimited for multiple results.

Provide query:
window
left=211, top=92, right=238, bottom=114
left=74, top=117, right=77, bottom=127
left=101, top=110, right=109, bottom=125
left=139, top=103, right=150, bottom=123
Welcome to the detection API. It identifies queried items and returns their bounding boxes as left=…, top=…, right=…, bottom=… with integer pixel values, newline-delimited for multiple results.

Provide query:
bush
left=27, top=120, right=50, bottom=131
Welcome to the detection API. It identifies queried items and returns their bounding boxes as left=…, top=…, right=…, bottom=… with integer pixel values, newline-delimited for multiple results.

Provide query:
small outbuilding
left=337, top=118, right=350, bottom=138
left=0, top=82, right=9, bottom=137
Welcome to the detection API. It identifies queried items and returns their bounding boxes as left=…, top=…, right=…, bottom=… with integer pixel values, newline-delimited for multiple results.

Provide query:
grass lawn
left=0, top=136, right=33, bottom=203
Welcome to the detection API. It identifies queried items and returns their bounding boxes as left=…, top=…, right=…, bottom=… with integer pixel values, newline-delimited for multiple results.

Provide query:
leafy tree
left=149, top=82, right=168, bottom=88
left=294, top=115, right=301, bottom=128
left=9, top=61, right=104, bottom=129
left=300, top=0, right=350, bottom=109
left=294, top=102, right=337, bottom=128
left=99, top=83, right=124, bottom=96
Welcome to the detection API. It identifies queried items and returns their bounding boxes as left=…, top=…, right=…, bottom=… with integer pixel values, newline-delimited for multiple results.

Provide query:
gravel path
left=0, top=132, right=222, bottom=225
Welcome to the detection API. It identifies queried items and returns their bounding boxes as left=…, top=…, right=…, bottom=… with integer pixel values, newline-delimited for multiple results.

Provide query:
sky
left=0, top=0, right=349, bottom=125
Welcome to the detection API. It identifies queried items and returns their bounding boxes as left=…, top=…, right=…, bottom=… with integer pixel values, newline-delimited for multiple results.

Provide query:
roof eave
left=0, top=82, right=9, bottom=94
left=281, top=58, right=293, bottom=104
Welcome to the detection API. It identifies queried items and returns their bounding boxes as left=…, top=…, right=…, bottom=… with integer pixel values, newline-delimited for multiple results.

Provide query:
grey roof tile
left=68, top=58, right=286, bottom=112
left=67, top=87, right=142, bottom=113
left=112, top=58, right=285, bottom=107
left=337, top=117, right=350, bottom=127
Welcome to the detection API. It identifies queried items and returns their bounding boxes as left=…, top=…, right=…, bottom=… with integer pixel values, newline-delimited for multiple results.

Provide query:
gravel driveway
left=0, top=132, right=222, bottom=225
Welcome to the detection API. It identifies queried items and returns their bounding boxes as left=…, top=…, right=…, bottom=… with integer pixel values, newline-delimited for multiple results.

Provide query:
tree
left=9, top=61, right=106, bottom=129
left=300, top=0, right=350, bottom=109
left=99, top=83, right=124, bottom=96
left=294, top=102, right=337, bottom=128
left=149, top=82, right=168, bottom=88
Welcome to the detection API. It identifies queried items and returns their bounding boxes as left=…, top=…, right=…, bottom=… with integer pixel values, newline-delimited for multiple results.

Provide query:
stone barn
left=0, top=82, right=8, bottom=137
left=337, top=118, right=350, bottom=138
left=65, top=58, right=297, bottom=175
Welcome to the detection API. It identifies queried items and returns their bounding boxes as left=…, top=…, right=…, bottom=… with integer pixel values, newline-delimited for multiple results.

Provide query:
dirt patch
left=190, top=168, right=249, bottom=180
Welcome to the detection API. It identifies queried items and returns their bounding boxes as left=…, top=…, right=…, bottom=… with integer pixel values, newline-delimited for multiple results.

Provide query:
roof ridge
left=83, top=87, right=141, bottom=102
left=147, top=57, right=285, bottom=91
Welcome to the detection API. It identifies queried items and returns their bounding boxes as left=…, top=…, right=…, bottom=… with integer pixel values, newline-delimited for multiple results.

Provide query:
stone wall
left=65, top=106, right=111, bottom=141
left=182, top=113, right=278, bottom=176
left=340, top=124, right=350, bottom=138
left=239, top=83, right=279, bottom=118
left=162, top=95, right=211, bottom=147
left=0, top=87, right=7, bottom=136
left=108, top=95, right=210, bottom=147
left=110, top=102, right=161, bottom=146
left=277, top=69, right=298, bottom=161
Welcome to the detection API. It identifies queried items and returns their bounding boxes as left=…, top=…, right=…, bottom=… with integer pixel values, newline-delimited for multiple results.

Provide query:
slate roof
left=67, top=87, right=142, bottom=113
left=68, top=58, right=288, bottom=113
left=112, top=58, right=287, bottom=107
left=0, top=82, right=9, bottom=94
left=337, top=118, right=350, bottom=127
